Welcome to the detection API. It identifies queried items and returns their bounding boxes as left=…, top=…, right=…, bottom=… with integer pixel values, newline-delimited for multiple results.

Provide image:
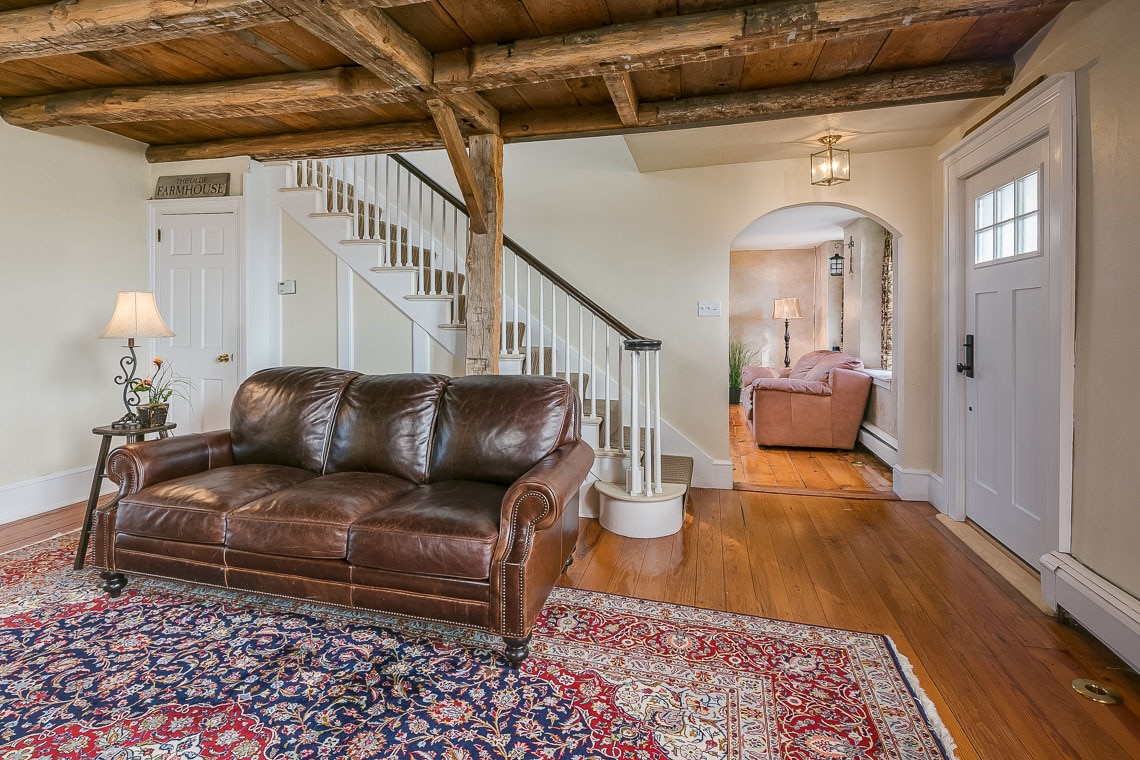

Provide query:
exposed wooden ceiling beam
left=263, top=0, right=431, bottom=89
left=603, top=73, right=640, bottom=128
left=427, top=99, right=487, bottom=233
left=434, top=0, right=1065, bottom=90
left=0, top=67, right=394, bottom=129
left=0, top=0, right=281, bottom=63
left=503, top=60, right=1015, bottom=138
left=145, top=119, right=441, bottom=162
left=142, top=59, right=1014, bottom=163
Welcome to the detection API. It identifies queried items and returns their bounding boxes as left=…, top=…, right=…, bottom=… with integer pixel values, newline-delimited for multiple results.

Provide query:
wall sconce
left=810, top=134, right=851, bottom=186
left=829, top=241, right=844, bottom=277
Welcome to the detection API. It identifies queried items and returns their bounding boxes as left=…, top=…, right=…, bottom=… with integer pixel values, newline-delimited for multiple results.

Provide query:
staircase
left=265, top=154, right=690, bottom=538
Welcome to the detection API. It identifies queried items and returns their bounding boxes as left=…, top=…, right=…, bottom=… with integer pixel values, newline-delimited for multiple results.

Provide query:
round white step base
left=596, top=481, right=687, bottom=539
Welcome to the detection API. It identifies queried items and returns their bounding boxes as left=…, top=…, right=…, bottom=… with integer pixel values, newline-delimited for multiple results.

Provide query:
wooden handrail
left=391, top=154, right=655, bottom=343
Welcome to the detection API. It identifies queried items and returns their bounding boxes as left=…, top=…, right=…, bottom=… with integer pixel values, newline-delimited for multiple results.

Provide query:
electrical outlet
left=697, top=300, right=721, bottom=317
left=278, top=280, right=297, bottom=295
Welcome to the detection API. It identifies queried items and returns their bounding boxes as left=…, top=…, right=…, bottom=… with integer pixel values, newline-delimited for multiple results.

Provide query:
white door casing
left=150, top=200, right=243, bottom=434
left=941, top=74, right=1077, bottom=561
left=962, top=140, right=1049, bottom=568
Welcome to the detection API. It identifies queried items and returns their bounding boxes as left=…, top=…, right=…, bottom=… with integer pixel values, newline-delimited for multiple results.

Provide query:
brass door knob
left=216, top=354, right=232, bottom=363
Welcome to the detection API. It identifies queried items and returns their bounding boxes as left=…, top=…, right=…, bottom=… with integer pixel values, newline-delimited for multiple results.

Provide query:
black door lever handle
left=956, top=334, right=974, bottom=378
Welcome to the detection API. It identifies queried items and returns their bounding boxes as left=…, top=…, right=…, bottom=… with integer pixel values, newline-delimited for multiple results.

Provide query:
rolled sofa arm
left=501, top=440, right=595, bottom=535
left=106, top=430, right=234, bottom=496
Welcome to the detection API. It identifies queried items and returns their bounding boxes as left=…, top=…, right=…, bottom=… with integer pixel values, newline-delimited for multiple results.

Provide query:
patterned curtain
left=881, top=233, right=894, bottom=370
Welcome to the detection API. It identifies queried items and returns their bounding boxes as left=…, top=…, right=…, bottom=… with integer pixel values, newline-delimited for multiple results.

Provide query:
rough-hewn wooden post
left=464, top=133, right=503, bottom=375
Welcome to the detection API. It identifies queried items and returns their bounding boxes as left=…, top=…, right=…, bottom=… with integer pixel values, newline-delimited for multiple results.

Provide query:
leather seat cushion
left=226, top=472, right=417, bottom=559
left=347, top=480, right=506, bottom=580
left=116, top=464, right=315, bottom=545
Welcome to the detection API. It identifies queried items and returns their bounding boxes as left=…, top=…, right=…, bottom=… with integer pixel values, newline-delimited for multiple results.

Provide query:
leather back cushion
left=231, top=367, right=360, bottom=472
left=804, top=352, right=864, bottom=383
left=324, top=373, right=449, bottom=483
left=789, top=350, right=836, bottom=379
left=429, top=375, right=579, bottom=485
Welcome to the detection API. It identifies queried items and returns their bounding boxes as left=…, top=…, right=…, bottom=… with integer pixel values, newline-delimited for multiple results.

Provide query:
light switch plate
left=278, top=280, right=297, bottom=295
left=697, top=300, right=721, bottom=317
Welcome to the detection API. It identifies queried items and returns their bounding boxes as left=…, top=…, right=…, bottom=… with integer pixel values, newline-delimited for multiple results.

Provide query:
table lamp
left=772, top=297, right=803, bottom=368
left=99, top=291, right=175, bottom=428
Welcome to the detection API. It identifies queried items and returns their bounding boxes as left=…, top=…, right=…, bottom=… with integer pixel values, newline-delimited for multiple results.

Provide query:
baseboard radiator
left=1041, top=552, right=1140, bottom=673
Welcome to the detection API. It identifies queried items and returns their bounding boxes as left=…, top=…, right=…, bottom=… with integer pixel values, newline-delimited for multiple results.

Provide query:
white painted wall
left=407, top=140, right=936, bottom=467
left=934, top=0, right=1140, bottom=597
left=0, top=123, right=149, bottom=511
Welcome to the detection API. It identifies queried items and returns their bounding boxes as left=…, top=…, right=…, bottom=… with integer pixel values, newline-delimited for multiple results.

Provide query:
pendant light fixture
left=811, top=134, right=851, bottom=186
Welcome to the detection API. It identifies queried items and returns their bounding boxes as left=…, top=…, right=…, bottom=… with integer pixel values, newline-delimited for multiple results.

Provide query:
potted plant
left=728, top=336, right=760, bottom=405
left=131, top=358, right=192, bottom=426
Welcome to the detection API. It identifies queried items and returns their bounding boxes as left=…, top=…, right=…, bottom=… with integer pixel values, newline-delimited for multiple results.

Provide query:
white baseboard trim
left=891, top=467, right=946, bottom=506
left=660, top=423, right=732, bottom=489
left=1041, top=551, right=1140, bottom=673
left=0, top=466, right=113, bottom=526
left=858, top=423, right=899, bottom=468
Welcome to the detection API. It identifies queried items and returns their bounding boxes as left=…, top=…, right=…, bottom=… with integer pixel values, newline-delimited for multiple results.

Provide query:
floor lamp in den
left=772, top=297, right=803, bottom=368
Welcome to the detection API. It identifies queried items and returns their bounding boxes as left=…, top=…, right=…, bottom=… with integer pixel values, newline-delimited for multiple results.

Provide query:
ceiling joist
left=142, top=59, right=1013, bottom=163
left=0, top=67, right=394, bottom=129
left=432, top=0, right=1065, bottom=91
left=0, top=0, right=279, bottom=63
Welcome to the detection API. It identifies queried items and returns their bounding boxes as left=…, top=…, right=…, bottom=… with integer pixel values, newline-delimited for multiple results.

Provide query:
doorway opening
left=728, top=203, right=900, bottom=498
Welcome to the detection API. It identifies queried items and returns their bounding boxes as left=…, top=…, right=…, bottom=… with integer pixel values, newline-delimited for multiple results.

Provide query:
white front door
left=153, top=210, right=241, bottom=434
left=962, top=138, right=1049, bottom=568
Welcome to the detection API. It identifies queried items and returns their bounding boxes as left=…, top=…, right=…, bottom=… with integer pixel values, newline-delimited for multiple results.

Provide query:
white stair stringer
left=266, top=163, right=466, bottom=359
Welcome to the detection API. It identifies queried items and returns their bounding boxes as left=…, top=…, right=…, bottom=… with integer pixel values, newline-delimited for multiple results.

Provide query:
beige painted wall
left=729, top=249, right=821, bottom=369
left=281, top=214, right=338, bottom=368
left=408, top=140, right=935, bottom=465
left=0, top=123, right=149, bottom=491
left=937, top=0, right=1140, bottom=597
left=279, top=215, right=461, bottom=375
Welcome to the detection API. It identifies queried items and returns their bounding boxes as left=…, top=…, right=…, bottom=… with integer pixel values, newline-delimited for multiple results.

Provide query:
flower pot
left=729, top=387, right=742, bottom=405
left=137, top=403, right=169, bottom=427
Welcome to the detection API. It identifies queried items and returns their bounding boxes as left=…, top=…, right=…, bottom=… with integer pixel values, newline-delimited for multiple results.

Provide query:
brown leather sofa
left=741, top=350, right=872, bottom=450
left=92, top=367, right=594, bottom=666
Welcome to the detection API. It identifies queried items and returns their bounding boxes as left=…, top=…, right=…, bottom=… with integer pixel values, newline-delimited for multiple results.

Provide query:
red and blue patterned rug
left=1, top=536, right=957, bottom=759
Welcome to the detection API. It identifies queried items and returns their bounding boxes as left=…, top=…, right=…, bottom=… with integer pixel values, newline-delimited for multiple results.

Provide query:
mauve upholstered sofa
left=741, top=350, right=872, bottom=450
left=92, top=367, right=594, bottom=666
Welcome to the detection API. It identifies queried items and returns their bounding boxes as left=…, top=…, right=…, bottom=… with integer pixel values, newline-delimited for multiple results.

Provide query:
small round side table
left=74, top=422, right=176, bottom=570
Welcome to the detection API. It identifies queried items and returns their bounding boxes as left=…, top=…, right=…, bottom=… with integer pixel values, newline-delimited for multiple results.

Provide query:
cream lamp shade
left=99, top=291, right=175, bottom=340
left=772, top=297, right=803, bottom=321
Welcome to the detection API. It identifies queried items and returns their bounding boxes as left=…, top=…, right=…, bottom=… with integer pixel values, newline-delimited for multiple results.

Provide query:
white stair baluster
left=654, top=350, right=663, bottom=494
left=563, top=291, right=570, bottom=384
left=512, top=252, right=520, bottom=354
left=577, top=302, right=584, bottom=402
left=629, top=349, right=641, bottom=496
left=590, top=316, right=597, bottom=418
left=643, top=350, right=653, bottom=496
left=526, top=265, right=533, bottom=372
left=603, top=329, right=611, bottom=450
left=617, top=340, right=624, bottom=454
left=538, top=278, right=546, bottom=376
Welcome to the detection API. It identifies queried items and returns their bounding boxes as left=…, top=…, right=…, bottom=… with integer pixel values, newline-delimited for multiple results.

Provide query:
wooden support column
left=464, top=132, right=503, bottom=376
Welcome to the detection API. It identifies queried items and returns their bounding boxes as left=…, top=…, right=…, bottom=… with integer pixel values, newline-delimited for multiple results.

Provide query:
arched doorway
left=728, top=203, right=902, bottom=497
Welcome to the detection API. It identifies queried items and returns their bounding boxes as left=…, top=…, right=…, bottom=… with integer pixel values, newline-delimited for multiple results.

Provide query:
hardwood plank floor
left=564, top=490, right=1140, bottom=760
left=730, top=403, right=896, bottom=497
left=8, top=491, right=1140, bottom=758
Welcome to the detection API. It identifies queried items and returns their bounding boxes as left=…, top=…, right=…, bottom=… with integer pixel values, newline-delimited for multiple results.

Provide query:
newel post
left=464, top=133, right=504, bottom=375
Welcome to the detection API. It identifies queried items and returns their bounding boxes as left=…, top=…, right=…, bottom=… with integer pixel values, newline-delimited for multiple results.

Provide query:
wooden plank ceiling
left=0, top=0, right=1073, bottom=162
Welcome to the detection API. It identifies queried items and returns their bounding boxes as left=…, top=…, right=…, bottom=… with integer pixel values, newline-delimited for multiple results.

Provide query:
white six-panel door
left=153, top=211, right=241, bottom=434
left=962, top=138, right=1049, bottom=569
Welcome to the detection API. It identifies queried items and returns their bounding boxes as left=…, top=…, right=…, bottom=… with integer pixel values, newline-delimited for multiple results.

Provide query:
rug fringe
left=888, top=638, right=961, bottom=760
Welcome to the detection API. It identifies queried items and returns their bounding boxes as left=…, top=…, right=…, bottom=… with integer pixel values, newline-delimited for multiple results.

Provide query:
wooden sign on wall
left=154, top=174, right=229, bottom=199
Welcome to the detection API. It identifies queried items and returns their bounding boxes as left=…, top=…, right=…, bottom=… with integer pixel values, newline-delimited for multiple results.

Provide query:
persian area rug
left=1, top=536, right=957, bottom=759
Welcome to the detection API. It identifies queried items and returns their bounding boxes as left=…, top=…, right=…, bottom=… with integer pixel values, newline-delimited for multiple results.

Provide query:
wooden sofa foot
left=502, top=634, right=532, bottom=668
left=99, top=571, right=128, bottom=598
